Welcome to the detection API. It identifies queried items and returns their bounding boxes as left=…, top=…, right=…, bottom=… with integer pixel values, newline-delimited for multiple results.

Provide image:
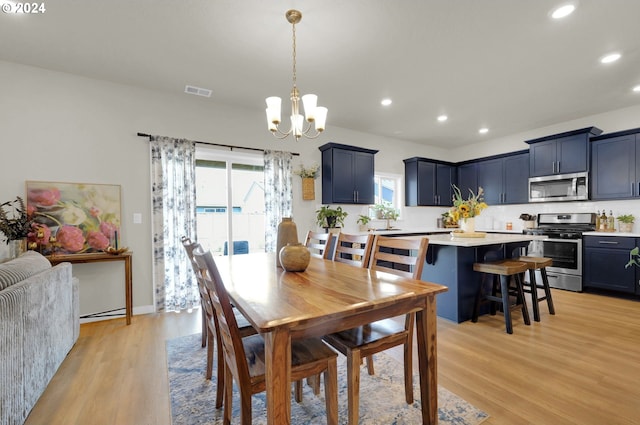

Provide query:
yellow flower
left=449, top=185, right=487, bottom=220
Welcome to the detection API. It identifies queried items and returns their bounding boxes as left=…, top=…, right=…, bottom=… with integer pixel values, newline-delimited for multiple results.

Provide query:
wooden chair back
left=181, top=236, right=209, bottom=348
left=332, top=233, right=374, bottom=268
left=193, top=249, right=252, bottom=391
left=304, top=230, right=335, bottom=259
left=368, top=236, right=429, bottom=280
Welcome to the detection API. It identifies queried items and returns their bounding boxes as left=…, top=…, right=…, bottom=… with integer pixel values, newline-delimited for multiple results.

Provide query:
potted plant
left=357, top=214, right=373, bottom=232
left=315, top=205, right=348, bottom=229
left=617, top=214, right=634, bottom=233
left=0, top=196, right=32, bottom=257
left=373, top=202, right=399, bottom=230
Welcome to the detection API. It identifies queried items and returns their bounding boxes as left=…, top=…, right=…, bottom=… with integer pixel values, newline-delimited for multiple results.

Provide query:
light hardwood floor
left=25, top=289, right=640, bottom=425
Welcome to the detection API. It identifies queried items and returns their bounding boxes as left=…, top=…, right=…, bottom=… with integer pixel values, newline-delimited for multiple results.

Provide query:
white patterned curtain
left=150, top=136, right=199, bottom=312
left=264, top=150, right=293, bottom=252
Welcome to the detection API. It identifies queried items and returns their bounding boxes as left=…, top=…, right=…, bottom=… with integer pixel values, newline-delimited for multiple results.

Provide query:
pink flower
left=28, top=223, right=51, bottom=245
left=27, top=204, right=37, bottom=216
left=56, top=225, right=85, bottom=252
left=89, top=206, right=101, bottom=218
left=87, top=231, right=109, bottom=250
left=28, top=188, right=61, bottom=207
left=100, top=221, right=118, bottom=239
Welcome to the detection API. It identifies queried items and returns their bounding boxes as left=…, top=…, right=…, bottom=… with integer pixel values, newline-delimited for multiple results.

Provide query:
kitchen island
left=384, top=232, right=546, bottom=322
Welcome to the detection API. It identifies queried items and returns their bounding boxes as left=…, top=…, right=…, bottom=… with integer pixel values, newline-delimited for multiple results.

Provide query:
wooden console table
left=47, top=252, right=133, bottom=325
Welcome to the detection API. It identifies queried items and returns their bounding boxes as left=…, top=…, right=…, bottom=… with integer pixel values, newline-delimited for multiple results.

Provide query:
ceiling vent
left=185, top=85, right=212, bottom=98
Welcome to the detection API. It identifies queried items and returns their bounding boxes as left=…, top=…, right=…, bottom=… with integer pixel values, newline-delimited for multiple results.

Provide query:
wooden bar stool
left=473, top=259, right=531, bottom=334
left=517, top=256, right=556, bottom=322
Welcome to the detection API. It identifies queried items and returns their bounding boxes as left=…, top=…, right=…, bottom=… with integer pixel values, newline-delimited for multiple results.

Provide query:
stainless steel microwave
left=528, top=172, right=588, bottom=202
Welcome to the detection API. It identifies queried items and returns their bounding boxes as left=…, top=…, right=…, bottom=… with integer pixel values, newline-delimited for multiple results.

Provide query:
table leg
left=416, top=294, right=438, bottom=424
left=124, top=255, right=133, bottom=325
left=264, top=328, right=292, bottom=424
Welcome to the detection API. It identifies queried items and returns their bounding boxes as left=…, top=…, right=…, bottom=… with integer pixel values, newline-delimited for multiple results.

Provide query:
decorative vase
left=460, top=217, right=476, bottom=233
left=279, top=243, right=311, bottom=272
left=9, top=239, right=26, bottom=259
left=276, top=217, right=298, bottom=268
left=301, top=177, right=315, bottom=200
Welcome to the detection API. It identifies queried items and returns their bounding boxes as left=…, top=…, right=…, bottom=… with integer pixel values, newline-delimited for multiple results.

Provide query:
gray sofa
left=0, top=250, right=79, bottom=425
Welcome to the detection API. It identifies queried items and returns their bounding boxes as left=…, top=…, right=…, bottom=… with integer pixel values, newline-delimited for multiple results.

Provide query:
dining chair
left=322, top=235, right=429, bottom=425
left=181, top=236, right=208, bottom=348
left=193, top=249, right=339, bottom=425
left=332, top=232, right=374, bottom=268
left=189, top=244, right=257, bottom=410
left=304, top=230, right=335, bottom=259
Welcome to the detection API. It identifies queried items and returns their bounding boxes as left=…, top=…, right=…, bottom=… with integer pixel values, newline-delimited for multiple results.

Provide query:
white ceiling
left=1, top=0, right=639, bottom=148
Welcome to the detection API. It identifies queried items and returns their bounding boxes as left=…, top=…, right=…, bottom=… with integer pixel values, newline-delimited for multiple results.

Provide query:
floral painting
left=26, top=181, right=121, bottom=255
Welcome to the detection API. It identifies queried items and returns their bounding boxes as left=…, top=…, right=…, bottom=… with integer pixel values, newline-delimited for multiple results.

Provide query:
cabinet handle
left=597, top=241, right=619, bottom=245
left=632, top=182, right=635, bottom=197
left=557, top=161, right=560, bottom=173
left=552, top=161, right=555, bottom=173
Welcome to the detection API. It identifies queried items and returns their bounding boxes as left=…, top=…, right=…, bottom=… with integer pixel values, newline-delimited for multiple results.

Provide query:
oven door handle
left=543, top=238, right=580, bottom=243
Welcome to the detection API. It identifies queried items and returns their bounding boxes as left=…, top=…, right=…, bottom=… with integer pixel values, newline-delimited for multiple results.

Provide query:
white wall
left=2, top=59, right=640, bottom=318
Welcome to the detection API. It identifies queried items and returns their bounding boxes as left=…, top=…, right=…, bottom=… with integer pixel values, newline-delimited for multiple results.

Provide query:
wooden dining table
left=214, top=252, right=448, bottom=424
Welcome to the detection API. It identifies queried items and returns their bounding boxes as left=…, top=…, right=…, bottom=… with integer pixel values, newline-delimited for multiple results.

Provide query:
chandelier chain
left=291, top=21, right=297, bottom=89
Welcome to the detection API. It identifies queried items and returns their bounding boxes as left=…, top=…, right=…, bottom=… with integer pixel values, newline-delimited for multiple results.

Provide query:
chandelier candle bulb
left=302, top=94, right=317, bottom=121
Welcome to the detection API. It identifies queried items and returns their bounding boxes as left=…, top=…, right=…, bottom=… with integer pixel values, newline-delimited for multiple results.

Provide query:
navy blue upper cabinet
left=475, top=152, right=529, bottom=205
left=319, top=143, right=378, bottom=204
left=404, top=157, right=456, bottom=206
left=526, top=127, right=602, bottom=177
left=503, top=152, right=530, bottom=204
left=591, top=129, right=640, bottom=200
left=456, top=163, right=477, bottom=202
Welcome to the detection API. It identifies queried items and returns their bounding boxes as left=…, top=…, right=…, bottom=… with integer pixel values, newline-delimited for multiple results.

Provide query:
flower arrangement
left=293, top=162, right=320, bottom=179
left=449, top=185, right=488, bottom=222
left=0, top=197, right=31, bottom=243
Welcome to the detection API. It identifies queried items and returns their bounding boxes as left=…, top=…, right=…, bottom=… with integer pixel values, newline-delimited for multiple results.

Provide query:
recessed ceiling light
left=600, top=52, right=621, bottom=64
left=551, top=4, right=576, bottom=19
left=633, top=85, right=640, bottom=93
left=478, top=128, right=489, bottom=134
left=437, top=115, right=448, bottom=122
left=381, top=98, right=392, bottom=106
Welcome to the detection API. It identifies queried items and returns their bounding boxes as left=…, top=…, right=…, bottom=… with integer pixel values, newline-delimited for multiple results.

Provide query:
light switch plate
left=133, top=213, right=142, bottom=224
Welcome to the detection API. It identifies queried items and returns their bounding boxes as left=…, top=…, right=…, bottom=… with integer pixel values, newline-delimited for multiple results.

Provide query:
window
left=373, top=173, right=402, bottom=216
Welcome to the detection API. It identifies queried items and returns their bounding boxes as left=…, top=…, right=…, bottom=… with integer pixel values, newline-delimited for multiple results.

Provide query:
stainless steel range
left=523, top=212, right=596, bottom=292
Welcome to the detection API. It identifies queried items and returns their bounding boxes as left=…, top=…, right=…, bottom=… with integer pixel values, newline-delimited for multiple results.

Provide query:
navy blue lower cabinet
left=583, top=236, right=637, bottom=294
left=422, top=242, right=528, bottom=322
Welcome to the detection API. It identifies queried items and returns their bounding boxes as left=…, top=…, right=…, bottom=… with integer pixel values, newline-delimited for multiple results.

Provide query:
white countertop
left=396, top=232, right=546, bottom=247
left=583, top=231, right=640, bottom=238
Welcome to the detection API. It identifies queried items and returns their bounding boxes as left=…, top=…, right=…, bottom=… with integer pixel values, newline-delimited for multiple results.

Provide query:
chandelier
left=265, top=10, right=327, bottom=140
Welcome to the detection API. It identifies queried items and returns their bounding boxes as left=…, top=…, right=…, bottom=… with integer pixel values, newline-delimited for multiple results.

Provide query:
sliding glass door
left=195, top=148, right=264, bottom=255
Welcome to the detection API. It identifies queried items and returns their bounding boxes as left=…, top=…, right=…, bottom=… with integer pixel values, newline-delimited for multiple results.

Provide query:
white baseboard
left=79, top=304, right=155, bottom=324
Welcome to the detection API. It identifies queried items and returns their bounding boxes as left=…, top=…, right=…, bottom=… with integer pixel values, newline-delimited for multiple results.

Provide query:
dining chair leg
left=403, top=314, right=415, bottom=405
left=307, top=374, right=321, bottom=395
left=324, top=356, right=339, bottom=425
left=365, top=355, right=375, bottom=375
left=347, top=350, right=361, bottom=425
left=294, top=379, right=303, bottom=403
left=205, top=329, right=214, bottom=380
left=201, top=307, right=207, bottom=348
left=238, top=376, right=252, bottom=425
left=215, top=331, right=225, bottom=409
left=223, top=365, right=233, bottom=425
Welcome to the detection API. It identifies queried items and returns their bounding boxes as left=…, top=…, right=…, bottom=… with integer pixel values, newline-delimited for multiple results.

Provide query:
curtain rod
left=137, top=132, right=300, bottom=156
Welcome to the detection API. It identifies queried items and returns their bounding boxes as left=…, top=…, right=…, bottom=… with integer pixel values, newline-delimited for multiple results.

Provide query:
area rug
left=167, top=333, right=488, bottom=425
